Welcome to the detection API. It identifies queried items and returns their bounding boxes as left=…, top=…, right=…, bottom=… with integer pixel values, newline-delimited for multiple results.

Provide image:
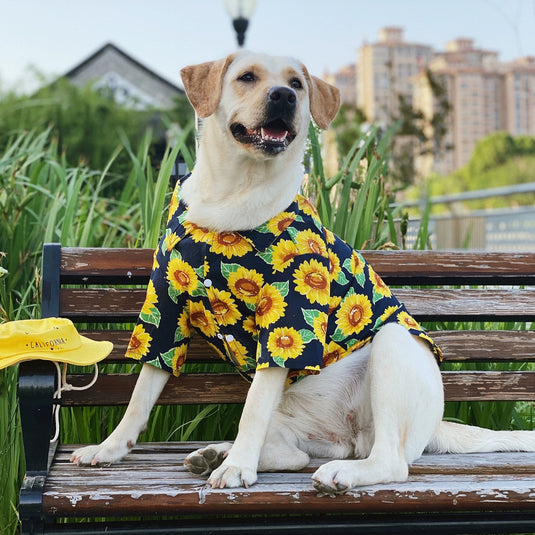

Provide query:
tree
left=468, top=132, right=516, bottom=175
left=389, top=69, right=451, bottom=186
left=0, top=79, right=195, bottom=192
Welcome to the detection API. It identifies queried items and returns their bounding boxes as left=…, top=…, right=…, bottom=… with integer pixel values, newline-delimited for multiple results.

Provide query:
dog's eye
left=289, top=78, right=303, bottom=90
left=238, top=72, right=256, bottom=83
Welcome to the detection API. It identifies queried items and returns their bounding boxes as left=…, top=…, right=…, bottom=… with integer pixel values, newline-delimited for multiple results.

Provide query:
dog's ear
left=180, top=55, right=235, bottom=118
left=302, top=67, right=341, bottom=130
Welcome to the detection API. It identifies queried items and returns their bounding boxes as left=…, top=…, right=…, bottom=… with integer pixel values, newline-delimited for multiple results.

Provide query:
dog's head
left=180, top=52, right=340, bottom=158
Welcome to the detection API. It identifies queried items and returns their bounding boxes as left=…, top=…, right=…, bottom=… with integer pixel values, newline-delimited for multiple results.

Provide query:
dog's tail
left=426, top=421, right=535, bottom=454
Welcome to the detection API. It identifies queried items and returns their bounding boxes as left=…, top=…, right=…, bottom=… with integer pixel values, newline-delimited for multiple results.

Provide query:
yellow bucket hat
left=0, top=317, right=113, bottom=370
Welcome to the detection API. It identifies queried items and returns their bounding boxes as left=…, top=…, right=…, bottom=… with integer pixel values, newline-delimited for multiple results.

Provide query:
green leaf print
left=221, top=262, right=241, bottom=279
left=302, top=308, right=320, bottom=328
left=160, top=348, right=176, bottom=368
left=140, top=307, right=161, bottom=327
left=299, top=329, right=317, bottom=344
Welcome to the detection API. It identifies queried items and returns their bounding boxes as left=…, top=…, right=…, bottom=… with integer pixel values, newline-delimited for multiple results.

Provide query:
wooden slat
left=83, top=329, right=535, bottom=364
left=82, top=330, right=223, bottom=363
left=431, top=330, right=535, bottom=362
left=442, top=371, right=535, bottom=401
left=60, top=248, right=535, bottom=285
left=60, top=289, right=145, bottom=319
left=363, top=250, right=535, bottom=285
left=61, top=370, right=535, bottom=406
left=61, top=373, right=250, bottom=405
left=43, top=445, right=535, bottom=517
left=54, top=444, right=535, bottom=475
left=62, top=287, right=535, bottom=321
left=60, top=247, right=153, bottom=282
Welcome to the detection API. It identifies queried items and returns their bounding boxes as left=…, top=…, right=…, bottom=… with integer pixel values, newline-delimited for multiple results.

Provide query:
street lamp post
left=224, top=0, right=257, bottom=47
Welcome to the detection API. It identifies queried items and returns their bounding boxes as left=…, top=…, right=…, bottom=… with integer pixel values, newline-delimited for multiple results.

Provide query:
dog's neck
left=181, top=117, right=306, bottom=232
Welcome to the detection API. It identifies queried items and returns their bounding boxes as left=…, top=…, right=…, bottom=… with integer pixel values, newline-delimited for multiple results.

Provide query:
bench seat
left=17, top=244, right=535, bottom=534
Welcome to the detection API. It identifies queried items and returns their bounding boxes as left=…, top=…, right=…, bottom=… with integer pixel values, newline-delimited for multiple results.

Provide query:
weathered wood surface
left=43, top=444, right=535, bottom=517
left=60, top=248, right=535, bottom=284
left=61, top=369, right=535, bottom=406
left=60, top=287, right=535, bottom=322
left=31, top=247, right=535, bottom=527
left=84, top=329, right=535, bottom=364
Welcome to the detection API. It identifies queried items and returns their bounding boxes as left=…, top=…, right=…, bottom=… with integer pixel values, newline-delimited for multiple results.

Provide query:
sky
left=2, top=0, right=535, bottom=92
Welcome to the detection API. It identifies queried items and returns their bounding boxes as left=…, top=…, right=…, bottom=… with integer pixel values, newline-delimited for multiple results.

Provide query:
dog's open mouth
left=230, top=119, right=296, bottom=154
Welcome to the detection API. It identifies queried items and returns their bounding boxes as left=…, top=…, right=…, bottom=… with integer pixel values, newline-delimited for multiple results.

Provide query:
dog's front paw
left=184, top=442, right=232, bottom=476
left=312, top=460, right=353, bottom=495
left=70, top=439, right=131, bottom=466
left=207, top=461, right=257, bottom=489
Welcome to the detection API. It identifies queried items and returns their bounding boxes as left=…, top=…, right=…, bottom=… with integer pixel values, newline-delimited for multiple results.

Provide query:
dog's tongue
left=260, top=126, right=288, bottom=142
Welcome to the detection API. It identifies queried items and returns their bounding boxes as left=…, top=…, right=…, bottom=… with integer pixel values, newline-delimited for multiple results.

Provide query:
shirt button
left=217, top=333, right=223, bottom=339
left=225, top=334, right=234, bottom=342
left=204, top=279, right=212, bottom=287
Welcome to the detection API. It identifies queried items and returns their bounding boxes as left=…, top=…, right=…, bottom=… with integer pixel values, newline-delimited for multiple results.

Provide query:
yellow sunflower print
left=328, top=295, right=342, bottom=316
left=369, top=265, right=392, bottom=298
left=177, top=309, right=192, bottom=339
left=267, top=327, right=305, bottom=361
left=293, top=258, right=330, bottom=305
left=295, top=229, right=327, bottom=256
left=210, top=231, right=253, bottom=259
left=167, top=192, right=179, bottom=222
left=167, top=257, right=198, bottom=294
left=126, top=324, right=152, bottom=360
left=171, top=343, right=188, bottom=377
left=209, top=288, right=241, bottom=326
left=297, top=196, right=317, bottom=217
left=397, top=311, right=421, bottom=331
left=323, top=340, right=346, bottom=367
left=243, top=315, right=258, bottom=337
left=184, top=221, right=213, bottom=244
left=271, top=239, right=300, bottom=272
left=336, top=293, right=373, bottom=336
left=226, top=338, right=249, bottom=367
left=141, top=280, right=158, bottom=316
left=379, top=305, right=399, bottom=324
left=189, top=300, right=218, bottom=338
left=350, top=251, right=365, bottom=276
left=267, top=212, right=296, bottom=234
left=312, top=311, right=328, bottom=341
left=228, top=267, right=264, bottom=304
left=163, top=231, right=180, bottom=253
left=327, top=249, right=341, bottom=281
left=324, top=228, right=336, bottom=245
left=256, top=284, right=287, bottom=328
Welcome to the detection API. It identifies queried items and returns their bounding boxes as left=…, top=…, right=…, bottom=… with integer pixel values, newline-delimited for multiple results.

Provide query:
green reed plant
left=0, top=126, right=193, bottom=534
left=307, top=123, right=402, bottom=250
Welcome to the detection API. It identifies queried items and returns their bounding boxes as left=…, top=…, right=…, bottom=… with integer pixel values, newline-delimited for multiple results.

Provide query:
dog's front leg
left=208, top=367, right=288, bottom=489
left=71, top=363, right=170, bottom=465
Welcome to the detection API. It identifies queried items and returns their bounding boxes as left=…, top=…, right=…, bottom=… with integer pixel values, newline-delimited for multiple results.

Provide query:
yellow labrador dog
left=72, top=52, right=535, bottom=494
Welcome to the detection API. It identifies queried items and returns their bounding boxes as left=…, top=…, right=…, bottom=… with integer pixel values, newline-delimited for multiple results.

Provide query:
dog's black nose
left=266, top=86, right=297, bottom=121
left=268, top=86, right=297, bottom=105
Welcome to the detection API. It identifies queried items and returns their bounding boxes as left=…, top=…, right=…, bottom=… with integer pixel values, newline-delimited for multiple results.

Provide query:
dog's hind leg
left=258, top=416, right=310, bottom=472
left=312, top=323, right=443, bottom=493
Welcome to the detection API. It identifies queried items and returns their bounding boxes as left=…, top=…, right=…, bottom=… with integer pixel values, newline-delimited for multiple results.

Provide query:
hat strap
left=50, top=362, right=99, bottom=444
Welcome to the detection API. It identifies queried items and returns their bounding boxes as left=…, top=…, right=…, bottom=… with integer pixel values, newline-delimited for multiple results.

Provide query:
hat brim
left=0, top=336, right=113, bottom=370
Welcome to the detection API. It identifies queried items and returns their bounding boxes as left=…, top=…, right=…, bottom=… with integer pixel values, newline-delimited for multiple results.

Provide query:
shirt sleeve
left=125, top=235, right=191, bottom=377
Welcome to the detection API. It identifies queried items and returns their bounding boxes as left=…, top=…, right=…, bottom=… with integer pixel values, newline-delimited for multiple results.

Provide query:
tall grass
left=0, top=126, right=192, bottom=534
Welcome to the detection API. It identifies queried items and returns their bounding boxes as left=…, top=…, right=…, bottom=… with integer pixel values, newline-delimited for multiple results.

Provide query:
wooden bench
left=18, top=243, right=535, bottom=534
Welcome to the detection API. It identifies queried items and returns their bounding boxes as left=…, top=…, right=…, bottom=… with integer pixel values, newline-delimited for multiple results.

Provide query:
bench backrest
left=42, top=244, right=535, bottom=408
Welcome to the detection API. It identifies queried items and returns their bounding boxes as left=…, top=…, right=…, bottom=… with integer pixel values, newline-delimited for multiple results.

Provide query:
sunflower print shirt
left=126, top=176, right=442, bottom=383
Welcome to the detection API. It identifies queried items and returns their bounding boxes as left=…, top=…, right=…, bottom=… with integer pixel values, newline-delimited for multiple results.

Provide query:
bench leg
left=18, top=361, right=57, bottom=534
